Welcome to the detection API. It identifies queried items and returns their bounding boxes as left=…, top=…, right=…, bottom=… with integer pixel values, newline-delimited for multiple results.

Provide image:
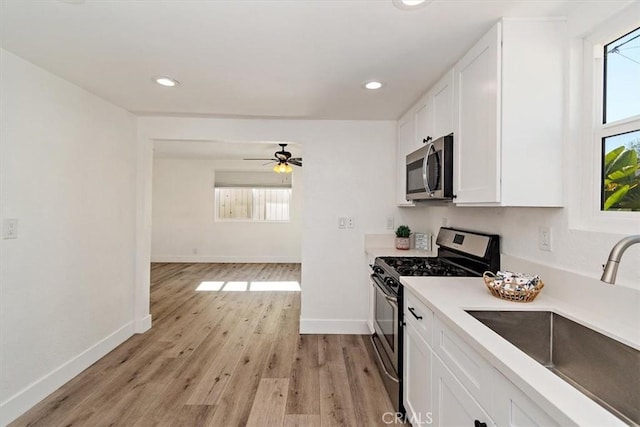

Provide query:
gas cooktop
left=378, top=256, right=475, bottom=277
left=373, top=228, right=501, bottom=283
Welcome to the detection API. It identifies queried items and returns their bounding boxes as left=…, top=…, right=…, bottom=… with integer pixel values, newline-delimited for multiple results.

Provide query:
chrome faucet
left=600, top=235, right=640, bottom=284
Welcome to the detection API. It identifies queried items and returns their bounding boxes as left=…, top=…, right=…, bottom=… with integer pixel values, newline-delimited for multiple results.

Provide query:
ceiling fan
left=244, top=143, right=302, bottom=173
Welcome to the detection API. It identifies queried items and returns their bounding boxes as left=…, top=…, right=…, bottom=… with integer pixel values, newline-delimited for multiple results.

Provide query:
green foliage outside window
left=603, top=145, right=640, bottom=211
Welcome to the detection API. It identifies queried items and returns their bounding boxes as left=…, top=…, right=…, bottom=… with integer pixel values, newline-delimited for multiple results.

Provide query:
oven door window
left=375, top=286, right=396, bottom=353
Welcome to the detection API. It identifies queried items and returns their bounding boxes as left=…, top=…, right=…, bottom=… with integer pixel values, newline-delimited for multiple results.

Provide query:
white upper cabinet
left=432, top=69, right=454, bottom=140
left=454, top=23, right=501, bottom=204
left=397, top=111, right=416, bottom=206
left=453, top=19, right=565, bottom=206
left=414, top=95, right=433, bottom=152
left=395, top=69, right=455, bottom=206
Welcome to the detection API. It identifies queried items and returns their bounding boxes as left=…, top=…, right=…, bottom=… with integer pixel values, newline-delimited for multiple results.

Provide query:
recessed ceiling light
left=392, top=0, right=432, bottom=10
left=155, top=77, right=180, bottom=87
left=363, top=81, right=384, bottom=90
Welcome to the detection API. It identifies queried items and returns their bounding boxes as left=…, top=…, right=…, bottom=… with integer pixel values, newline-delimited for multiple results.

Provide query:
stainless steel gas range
left=369, top=227, right=500, bottom=415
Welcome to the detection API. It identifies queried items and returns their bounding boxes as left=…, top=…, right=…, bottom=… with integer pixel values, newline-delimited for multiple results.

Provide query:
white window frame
left=575, top=4, right=640, bottom=234
left=214, top=187, right=292, bottom=223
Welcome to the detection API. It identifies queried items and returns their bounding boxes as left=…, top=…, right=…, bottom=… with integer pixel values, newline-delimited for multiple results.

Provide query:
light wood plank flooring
left=10, top=263, right=395, bottom=427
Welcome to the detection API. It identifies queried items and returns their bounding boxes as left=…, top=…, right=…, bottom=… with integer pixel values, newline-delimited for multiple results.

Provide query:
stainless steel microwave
left=405, top=133, right=454, bottom=201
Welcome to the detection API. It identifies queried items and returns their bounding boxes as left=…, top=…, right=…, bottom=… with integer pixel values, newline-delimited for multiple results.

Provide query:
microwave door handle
left=423, top=142, right=435, bottom=193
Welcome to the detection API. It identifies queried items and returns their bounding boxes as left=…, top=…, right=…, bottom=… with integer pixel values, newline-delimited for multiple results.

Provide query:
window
left=598, top=26, right=640, bottom=212
left=215, top=187, right=291, bottom=222
left=574, top=4, right=640, bottom=233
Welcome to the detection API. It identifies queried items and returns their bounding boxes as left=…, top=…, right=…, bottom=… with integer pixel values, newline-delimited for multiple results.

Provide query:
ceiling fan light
left=285, top=164, right=293, bottom=173
left=273, top=164, right=282, bottom=173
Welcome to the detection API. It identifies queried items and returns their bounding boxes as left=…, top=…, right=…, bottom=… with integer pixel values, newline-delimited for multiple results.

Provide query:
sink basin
left=466, top=310, right=640, bottom=425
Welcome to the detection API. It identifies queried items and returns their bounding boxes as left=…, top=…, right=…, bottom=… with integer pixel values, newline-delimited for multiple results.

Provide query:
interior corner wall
left=0, top=49, right=138, bottom=424
left=151, top=158, right=303, bottom=263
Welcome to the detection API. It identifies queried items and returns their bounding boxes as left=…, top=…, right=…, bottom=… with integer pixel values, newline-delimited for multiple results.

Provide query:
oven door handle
left=371, top=275, right=398, bottom=304
left=369, top=335, right=400, bottom=383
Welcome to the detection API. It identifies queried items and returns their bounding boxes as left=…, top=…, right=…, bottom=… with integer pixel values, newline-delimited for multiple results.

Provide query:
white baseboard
left=0, top=322, right=134, bottom=426
left=134, top=314, right=152, bottom=333
left=151, top=255, right=301, bottom=263
left=300, top=318, right=370, bottom=334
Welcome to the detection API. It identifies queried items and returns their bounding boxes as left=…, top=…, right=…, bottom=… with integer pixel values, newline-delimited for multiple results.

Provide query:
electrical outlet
left=538, top=226, right=552, bottom=252
left=347, top=217, right=355, bottom=229
left=338, top=217, right=347, bottom=229
left=3, top=219, right=18, bottom=239
left=386, top=216, right=394, bottom=230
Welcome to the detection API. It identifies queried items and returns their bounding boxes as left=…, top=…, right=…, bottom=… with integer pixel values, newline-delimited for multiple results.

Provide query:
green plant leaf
left=607, top=164, right=639, bottom=182
left=604, top=184, right=630, bottom=210
left=395, top=225, right=411, bottom=237
left=606, top=149, right=637, bottom=176
left=617, top=184, right=640, bottom=210
left=604, top=146, right=626, bottom=169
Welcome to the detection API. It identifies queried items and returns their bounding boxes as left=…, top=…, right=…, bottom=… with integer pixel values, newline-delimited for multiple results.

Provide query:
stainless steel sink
left=466, top=310, right=640, bottom=426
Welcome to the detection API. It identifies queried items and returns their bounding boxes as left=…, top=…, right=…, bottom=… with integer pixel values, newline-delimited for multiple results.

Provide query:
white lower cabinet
left=492, top=370, right=566, bottom=427
left=433, top=316, right=493, bottom=411
left=431, top=355, right=493, bottom=427
left=404, top=319, right=433, bottom=427
left=403, top=289, right=566, bottom=427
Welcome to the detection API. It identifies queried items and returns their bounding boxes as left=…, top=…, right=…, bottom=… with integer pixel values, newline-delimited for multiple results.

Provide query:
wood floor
left=10, top=263, right=395, bottom=427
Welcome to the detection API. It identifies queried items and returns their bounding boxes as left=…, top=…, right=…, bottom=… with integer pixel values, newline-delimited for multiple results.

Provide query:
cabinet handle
left=408, top=306, right=423, bottom=320
left=474, top=420, right=487, bottom=427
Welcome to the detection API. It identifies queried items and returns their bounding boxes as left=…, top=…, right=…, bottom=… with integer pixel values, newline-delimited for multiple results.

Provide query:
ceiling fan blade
left=289, top=157, right=302, bottom=162
left=243, top=158, right=277, bottom=161
left=288, top=159, right=302, bottom=167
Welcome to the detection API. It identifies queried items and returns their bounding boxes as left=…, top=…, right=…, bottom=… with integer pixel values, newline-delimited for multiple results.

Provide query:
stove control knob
left=373, top=266, right=384, bottom=275
left=385, top=277, right=398, bottom=288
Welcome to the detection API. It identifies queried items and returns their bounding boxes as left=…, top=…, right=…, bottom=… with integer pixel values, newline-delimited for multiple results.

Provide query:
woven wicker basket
left=483, top=271, right=544, bottom=303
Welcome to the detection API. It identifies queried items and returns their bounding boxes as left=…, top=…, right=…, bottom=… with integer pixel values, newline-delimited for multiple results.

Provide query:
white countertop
left=365, top=247, right=436, bottom=259
left=401, top=276, right=635, bottom=427
left=364, top=233, right=436, bottom=259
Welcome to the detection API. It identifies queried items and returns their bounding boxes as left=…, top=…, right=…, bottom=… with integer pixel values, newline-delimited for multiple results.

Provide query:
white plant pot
left=395, top=237, right=410, bottom=250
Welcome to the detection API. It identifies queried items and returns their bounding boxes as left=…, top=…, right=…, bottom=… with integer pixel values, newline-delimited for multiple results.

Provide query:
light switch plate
left=3, top=219, right=18, bottom=239
left=338, top=217, right=347, bottom=229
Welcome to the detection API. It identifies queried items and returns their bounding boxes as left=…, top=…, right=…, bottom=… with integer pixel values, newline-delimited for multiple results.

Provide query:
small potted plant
left=395, top=225, right=412, bottom=250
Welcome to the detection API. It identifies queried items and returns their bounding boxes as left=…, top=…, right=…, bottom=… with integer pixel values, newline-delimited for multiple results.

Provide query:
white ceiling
left=1, top=0, right=584, bottom=120
left=153, top=139, right=301, bottom=161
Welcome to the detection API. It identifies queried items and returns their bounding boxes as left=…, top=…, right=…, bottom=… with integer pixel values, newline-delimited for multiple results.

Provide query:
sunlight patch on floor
left=196, top=280, right=301, bottom=292
left=249, top=281, right=301, bottom=291
left=195, top=281, right=225, bottom=291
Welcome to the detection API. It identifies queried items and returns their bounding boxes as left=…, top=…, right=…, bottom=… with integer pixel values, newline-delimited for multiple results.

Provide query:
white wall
left=151, top=158, right=302, bottom=262
left=138, top=117, right=397, bottom=334
left=0, top=49, right=138, bottom=424
left=397, top=206, right=640, bottom=289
